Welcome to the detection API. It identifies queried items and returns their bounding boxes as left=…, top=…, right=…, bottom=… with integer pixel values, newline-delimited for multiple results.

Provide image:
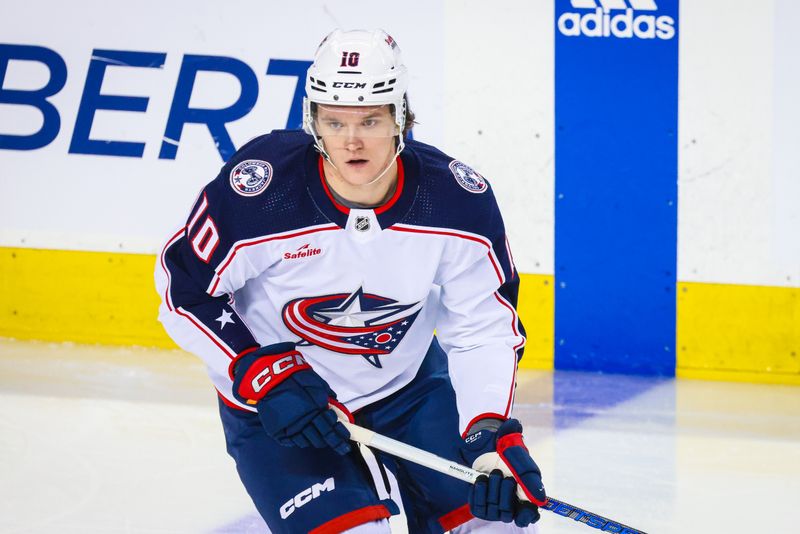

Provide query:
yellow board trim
left=4, top=247, right=799, bottom=385
left=0, top=247, right=174, bottom=348
left=677, top=281, right=800, bottom=385
left=676, top=367, right=800, bottom=386
left=0, top=247, right=557, bottom=367
left=517, top=273, right=555, bottom=370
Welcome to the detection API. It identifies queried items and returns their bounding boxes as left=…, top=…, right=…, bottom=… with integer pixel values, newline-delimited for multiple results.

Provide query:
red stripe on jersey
left=175, top=306, right=236, bottom=359
left=494, top=292, right=524, bottom=417
left=209, top=225, right=340, bottom=295
left=159, top=227, right=187, bottom=312
left=486, top=251, right=504, bottom=283
left=388, top=225, right=505, bottom=284
left=318, top=156, right=350, bottom=214
left=389, top=224, right=521, bottom=421
left=389, top=224, right=491, bottom=247
left=309, top=504, right=391, bottom=534
left=504, top=234, right=517, bottom=276
left=374, top=156, right=404, bottom=215
left=494, top=293, right=523, bottom=345
left=439, top=504, right=473, bottom=531
left=317, top=156, right=404, bottom=215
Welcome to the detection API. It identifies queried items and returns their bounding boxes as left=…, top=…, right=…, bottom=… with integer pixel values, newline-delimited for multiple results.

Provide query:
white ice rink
left=1, top=339, right=798, bottom=533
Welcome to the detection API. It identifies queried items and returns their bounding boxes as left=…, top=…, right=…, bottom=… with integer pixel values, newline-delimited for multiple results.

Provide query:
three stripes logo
left=558, top=0, right=676, bottom=40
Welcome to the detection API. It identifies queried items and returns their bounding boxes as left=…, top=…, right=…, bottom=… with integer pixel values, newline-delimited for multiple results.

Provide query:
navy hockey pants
left=219, top=339, right=476, bottom=533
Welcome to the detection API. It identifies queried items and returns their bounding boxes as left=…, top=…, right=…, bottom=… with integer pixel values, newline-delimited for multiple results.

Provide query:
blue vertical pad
left=554, top=0, right=679, bottom=375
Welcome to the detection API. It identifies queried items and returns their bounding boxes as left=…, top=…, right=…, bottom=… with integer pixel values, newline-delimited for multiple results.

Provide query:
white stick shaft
left=341, top=420, right=481, bottom=484
left=341, top=419, right=648, bottom=533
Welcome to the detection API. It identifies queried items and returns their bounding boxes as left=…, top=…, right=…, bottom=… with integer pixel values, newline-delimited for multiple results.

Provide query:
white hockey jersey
left=155, top=130, right=526, bottom=434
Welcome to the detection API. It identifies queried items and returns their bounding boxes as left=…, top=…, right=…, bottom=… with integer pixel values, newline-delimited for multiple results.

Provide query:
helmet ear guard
left=302, top=98, right=329, bottom=161
left=302, top=98, right=314, bottom=137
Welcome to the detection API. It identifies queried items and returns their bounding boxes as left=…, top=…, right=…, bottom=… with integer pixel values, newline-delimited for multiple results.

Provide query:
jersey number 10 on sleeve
left=187, top=194, right=220, bottom=264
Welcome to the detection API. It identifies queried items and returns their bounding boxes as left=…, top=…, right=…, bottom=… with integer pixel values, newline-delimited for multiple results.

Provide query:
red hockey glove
left=230, top=342, right=351, bottom=455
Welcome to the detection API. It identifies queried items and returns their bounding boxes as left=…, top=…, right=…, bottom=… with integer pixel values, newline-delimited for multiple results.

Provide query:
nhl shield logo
left=449, top=160, right=488, bottom=194
left=230, top=159, right=273, bottom=197
left=355, top=216, right=371, bottom=232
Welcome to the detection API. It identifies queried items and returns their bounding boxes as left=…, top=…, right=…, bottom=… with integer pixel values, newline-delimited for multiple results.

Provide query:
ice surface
left=1, top=339, right=798, bottom=533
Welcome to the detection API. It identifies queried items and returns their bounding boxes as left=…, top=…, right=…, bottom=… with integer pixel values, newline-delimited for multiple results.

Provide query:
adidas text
left=279, top=477, right=335, bottom=519
left=558, top=6, right=675, bottom=40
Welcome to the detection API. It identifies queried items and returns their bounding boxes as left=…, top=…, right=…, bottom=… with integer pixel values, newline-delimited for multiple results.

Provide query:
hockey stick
left=341, top=420, right=647, bottom=534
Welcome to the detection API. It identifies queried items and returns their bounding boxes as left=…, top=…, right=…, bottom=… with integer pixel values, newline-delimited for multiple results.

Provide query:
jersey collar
left=305, top=144, right=419, bottom=229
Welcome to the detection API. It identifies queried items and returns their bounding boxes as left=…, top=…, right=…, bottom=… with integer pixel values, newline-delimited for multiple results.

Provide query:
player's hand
left=460, top=418, right=546, bottom=527
left=230, top=342, right=351, bottom=455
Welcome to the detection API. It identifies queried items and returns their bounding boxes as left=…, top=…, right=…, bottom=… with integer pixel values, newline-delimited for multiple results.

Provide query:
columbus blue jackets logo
left=449, top=160, right=488, bottom=193
left=229, top=159, right=273, bottom=196
left=282, top=287, right=423, bottom=368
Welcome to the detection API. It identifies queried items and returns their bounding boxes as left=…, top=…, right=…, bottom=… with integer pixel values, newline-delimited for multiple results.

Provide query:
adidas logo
left=283, top=243, right=323, bottom=260
left=558, top=0, right=676, bottom=40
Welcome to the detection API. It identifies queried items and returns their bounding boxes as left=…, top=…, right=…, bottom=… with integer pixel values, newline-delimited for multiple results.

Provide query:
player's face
left=315, top=105, right=398, bottom=186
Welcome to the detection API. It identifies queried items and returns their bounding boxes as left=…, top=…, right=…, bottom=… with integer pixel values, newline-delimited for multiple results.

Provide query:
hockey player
left=156, top=29, right=546, bottom=533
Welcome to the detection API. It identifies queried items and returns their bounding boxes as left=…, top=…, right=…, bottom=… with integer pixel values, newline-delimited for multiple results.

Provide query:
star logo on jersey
left=282, top=287, right=423, bottom=368
left=216, top=309, right=235, bottom=330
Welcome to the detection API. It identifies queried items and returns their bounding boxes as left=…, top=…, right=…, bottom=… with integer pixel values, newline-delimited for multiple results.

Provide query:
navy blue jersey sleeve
left=158, top=184, right=259, bottom=359
left=155, top=129, right=330, bottom=387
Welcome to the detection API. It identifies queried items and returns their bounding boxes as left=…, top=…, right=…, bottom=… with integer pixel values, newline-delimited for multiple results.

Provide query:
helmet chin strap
left=360, top=141, right=402, bottom=187
left=317, top=135, right=404, bottom=188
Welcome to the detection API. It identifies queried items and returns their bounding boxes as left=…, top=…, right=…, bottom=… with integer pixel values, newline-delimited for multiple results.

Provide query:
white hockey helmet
left=303, top=29, right=409, bottom=157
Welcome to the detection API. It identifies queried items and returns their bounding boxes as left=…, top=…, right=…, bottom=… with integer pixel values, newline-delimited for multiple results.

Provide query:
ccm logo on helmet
left=251, top=352, right=308, bottom=393
left=280, top=478, right=336, bottom=519
left=332, top=81, right=367, bottom=89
